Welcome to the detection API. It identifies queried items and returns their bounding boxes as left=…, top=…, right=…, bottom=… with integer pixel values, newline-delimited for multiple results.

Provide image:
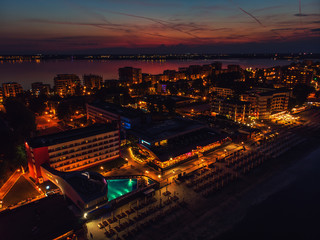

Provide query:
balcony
left=48, top=134, right=119, bottom=153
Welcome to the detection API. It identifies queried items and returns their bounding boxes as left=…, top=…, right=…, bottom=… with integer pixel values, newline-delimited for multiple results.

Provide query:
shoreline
left=135, top=135, right=320, bottom=240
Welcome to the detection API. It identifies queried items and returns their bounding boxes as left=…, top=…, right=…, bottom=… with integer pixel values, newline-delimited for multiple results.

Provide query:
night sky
left=1, top=0, right=319, bottom=54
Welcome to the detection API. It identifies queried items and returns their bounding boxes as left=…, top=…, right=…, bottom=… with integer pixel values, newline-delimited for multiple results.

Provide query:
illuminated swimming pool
left=107, top=179, right=137, bottom=201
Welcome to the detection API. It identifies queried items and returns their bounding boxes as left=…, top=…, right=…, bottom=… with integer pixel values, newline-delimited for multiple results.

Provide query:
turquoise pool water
left=107, top=179, right=137, bottom=201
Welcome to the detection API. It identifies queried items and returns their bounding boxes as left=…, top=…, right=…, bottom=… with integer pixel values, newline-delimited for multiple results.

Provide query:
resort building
left=241, top=89, right=290, bottom=119
left=25, top=124, right=120, bottom=183
left=129, top=118, right=230, bottom=171
left=86, top=102, right=151, bottom=130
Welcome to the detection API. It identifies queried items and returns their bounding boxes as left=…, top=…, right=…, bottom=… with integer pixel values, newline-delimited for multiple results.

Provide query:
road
left=0, top=169, right=22, bottom=201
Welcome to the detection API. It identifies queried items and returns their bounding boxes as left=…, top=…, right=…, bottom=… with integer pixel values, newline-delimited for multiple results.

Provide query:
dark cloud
left=104, top=0, right=180, bottom=8
left=107, top=11, right=203, bottom=40
left=26, top=18, right=191, bottom=42
left=294, top=13, right=320, bottom=17
left=271, top=28, right=308, bottom=31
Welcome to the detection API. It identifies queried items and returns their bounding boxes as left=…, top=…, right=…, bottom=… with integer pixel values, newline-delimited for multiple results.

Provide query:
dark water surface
left=0, top=58, right=295, bottom=89
left=219, top=147, right=320, bottom=240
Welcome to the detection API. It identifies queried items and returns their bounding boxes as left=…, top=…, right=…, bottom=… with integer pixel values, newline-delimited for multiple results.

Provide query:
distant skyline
left=1, top=0, right=320, bottom=54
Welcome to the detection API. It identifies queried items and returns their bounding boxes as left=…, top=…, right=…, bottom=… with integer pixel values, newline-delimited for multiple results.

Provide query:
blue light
left=46, top=185, right=50, bottom=190
left=141, top=140, right=151, bottom=145
left=122, top=122, right=131, bottom=129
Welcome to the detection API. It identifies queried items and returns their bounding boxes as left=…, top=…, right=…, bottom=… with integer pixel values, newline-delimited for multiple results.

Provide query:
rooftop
left=246, top=88, right=290, bottom=97
left=28, top=123, right=117, bottom=148
left=130, top=118, right=206, bottom=143
left=149, top=127, right=225, bottom=162
left=216, top=98, right=251, bottom=106
left=89, top=102, right=147, bottom=119
left=257, top=89, right=289, bottom=97
left=66, top=171, right=108, bottom=203
left=41, top=164, right=108, bottom=204
left=143, top=95, right=193, bottom=104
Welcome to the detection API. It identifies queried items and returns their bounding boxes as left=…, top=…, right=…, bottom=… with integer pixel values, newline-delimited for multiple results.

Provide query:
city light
left=1, top=16, right=319, bottom=238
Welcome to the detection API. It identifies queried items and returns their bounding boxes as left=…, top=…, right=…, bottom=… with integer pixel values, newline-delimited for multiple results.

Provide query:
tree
left=28, top=95, right=47, bottom=115
left=164, top=98, right=176, bottom=114
left=56, top=101, right=73, bottom=121
left=293, top=84, right=315, bottom=105
left=4, top=99, right=36, bottom=141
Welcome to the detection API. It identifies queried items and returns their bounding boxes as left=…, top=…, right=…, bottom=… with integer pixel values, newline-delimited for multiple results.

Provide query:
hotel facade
left=25, top=124, right=120, bottom=183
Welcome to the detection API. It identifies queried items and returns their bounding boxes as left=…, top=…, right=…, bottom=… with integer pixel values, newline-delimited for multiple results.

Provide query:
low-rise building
left=25, top=124, right=120, bottom=183
left=129, top=118, right=229, bottom=170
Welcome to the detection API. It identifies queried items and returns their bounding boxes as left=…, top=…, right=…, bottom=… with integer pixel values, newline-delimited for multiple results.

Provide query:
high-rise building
left=212, top=98, right=252, bottom=122
left=211, top=61, right=222, bottom=70
left=25, top=124, right=120, bottom=183
left=2, top=82, right=23, bottom=98
left=31, top=82, right=50, bottom=96
left=0, top=87, right=3, bottom=104
left=241, top=89, right=290, bottom=119
left=211, top=87, right=234, bottom=98
left=54, top=74, right=81, bottom=96
left=282, top=67, right=313, bottom=88
left=118, top=67, right=142, bottom=84
left=227, top=64, right=241, bottom=72
left=83, top=74, right=103, bottom=90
